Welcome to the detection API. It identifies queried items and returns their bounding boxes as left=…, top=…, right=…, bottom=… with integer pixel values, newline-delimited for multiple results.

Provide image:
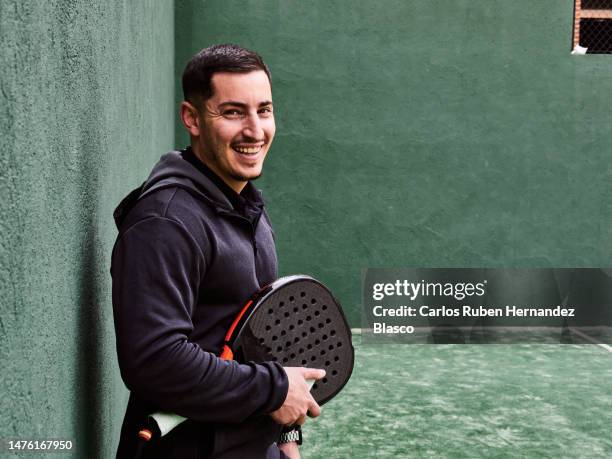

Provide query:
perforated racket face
left=231, top=276, right=354, bottom=405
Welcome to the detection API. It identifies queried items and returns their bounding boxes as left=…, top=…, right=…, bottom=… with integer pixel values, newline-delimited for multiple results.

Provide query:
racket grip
left=142, top=379, right=315, bottom=440
left=147, top=412, right=186, bottom=438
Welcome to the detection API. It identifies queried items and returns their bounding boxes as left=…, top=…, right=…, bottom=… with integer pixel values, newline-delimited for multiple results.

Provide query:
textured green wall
left=2, top=1, right=610, bottom=455
left=175, top=0, right=612, bottom=324
left=0, top=1, right=174, bottom=457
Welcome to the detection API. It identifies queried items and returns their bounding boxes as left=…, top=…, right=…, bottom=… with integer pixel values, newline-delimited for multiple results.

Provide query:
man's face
left=197, top=70, right=275, bottom=192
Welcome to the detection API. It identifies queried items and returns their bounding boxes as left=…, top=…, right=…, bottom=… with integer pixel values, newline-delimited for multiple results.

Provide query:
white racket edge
left=149, top=412, right=187, bottom=437
left=150, top=378, right=316, bottom=437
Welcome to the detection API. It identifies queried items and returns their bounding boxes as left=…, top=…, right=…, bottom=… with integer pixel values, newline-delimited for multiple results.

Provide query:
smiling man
left=183, top=67, right=274, bottom=192
left=111, top=44, right=323, bottom=458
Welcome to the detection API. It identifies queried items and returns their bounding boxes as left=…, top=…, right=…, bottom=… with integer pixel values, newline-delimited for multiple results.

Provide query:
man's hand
left=278, top=441, right=301, bottom=459
left=270, top=367, right=325, bottom=426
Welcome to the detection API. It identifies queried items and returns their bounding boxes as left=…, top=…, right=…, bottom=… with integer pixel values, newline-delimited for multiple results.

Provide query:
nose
left=242, top=113, right=265, bottom=141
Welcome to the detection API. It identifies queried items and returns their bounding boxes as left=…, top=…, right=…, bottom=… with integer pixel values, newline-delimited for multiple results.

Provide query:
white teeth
left=234, top=146, right=261, bottom=154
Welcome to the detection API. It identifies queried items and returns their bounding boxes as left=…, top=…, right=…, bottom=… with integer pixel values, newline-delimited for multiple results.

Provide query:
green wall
left=0, top=1, right=174, bottom=456
left=175, top=0, right=612, bottom=324
left=2, top=1, right=611, bottom=456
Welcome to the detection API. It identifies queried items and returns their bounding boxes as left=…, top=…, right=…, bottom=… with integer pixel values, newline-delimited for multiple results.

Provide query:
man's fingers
left=306, top=397, right=321, bottom=418
left=301, top=367, right=326, bottom=381
left=273, top=367, right=324, bottom=427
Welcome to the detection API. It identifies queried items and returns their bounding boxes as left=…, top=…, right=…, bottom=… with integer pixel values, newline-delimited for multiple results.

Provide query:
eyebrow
left=218, top=100, right=273, bottom=108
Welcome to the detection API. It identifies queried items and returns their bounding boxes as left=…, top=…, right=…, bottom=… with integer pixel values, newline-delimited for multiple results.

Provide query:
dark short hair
left=182, top=44, right=271, bottom=106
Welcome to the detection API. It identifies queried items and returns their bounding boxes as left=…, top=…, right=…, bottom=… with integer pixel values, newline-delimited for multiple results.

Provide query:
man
left=111, top=44, right=324, bottom=458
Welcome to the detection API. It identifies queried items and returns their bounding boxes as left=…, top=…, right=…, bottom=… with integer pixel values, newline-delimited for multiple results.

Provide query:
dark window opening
left=580, top=19, right=612, bottom=53
left=582, top=0, right=612, bottom=9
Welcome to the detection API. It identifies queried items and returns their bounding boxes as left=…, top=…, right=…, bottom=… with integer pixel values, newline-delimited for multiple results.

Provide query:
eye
left=223, top=109, right=244, bottom=118
left=258, top=106, right=273, bottom=116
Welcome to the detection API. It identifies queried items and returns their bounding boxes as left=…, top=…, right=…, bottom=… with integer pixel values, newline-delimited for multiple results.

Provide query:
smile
left=232, top=145, right=263, bottom=155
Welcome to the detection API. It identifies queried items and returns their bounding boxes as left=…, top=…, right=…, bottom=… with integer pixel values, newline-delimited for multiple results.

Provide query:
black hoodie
left=111, top=151, right=288, bottom=458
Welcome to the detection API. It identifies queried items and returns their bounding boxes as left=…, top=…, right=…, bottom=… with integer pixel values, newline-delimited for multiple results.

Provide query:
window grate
left=573, top=0, right=612, bottom=54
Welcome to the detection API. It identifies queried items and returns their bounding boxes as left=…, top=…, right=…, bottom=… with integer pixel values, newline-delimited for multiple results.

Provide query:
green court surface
left=301, top=340, right=612, bottom=458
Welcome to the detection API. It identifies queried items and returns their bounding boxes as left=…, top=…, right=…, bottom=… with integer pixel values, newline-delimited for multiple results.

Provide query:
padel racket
left=138, top=275, right=354, bottom=442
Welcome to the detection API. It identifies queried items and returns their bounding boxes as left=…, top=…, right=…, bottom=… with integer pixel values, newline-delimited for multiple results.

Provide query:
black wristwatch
left=279, top=425, right=302, bottom=445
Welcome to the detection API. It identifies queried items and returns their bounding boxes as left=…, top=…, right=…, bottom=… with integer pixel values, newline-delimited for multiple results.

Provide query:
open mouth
left=232, top=145, right=264, bottom=155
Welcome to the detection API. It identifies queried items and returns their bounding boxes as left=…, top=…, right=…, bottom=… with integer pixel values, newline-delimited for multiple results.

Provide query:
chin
left=233, top=166, right=263, bottom=182
left=233, top=172, right=262, bottom=182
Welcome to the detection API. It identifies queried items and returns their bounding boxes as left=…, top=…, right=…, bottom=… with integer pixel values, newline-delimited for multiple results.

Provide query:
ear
left=180, top=101, right=201, bottom=137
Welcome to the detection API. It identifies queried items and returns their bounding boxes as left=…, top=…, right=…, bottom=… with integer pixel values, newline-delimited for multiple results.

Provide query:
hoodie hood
left=113, top=150, right=237, bottom=229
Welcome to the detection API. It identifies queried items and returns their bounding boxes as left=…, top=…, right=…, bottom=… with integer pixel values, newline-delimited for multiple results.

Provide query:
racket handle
left=140, top=379, right=315, bottom=441
left=144, top=412, right=187, bottom=439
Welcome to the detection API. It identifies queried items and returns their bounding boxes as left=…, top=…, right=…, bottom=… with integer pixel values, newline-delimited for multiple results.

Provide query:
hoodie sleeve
left=111, top=216, right=288, bottom=423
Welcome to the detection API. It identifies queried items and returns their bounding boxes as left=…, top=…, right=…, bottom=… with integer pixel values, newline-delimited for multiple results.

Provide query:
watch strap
left=279, top=425, right=302, bottom=445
